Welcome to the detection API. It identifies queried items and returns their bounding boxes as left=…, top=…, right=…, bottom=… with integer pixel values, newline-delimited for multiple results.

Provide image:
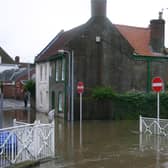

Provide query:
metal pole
left=147, top=60, right=151, bottom=93
left=157, top=92, right=160, bottom=122
left=68, top=51, right=71, bottom=121
left=139, top=115, right=142, bottom=133
left=28, top=63, right=30, bottom=81
left=80, top=93, right=82, bottom=147
left=71, top=51, right=74, bottom=122
left=28, top=63, right=31, bottom=123
left=80, top=93, right=82, bottom=123
left=157, top=92, right=160, bottom=134
left=0, top=94, right=3, bottom=128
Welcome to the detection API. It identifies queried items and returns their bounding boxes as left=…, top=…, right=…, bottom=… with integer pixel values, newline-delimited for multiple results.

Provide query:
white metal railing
left=139, top=115, right=168, bottom=136
left=139, top=133, right=168, bottom=152
left=0, top=119, right=55, bottom=168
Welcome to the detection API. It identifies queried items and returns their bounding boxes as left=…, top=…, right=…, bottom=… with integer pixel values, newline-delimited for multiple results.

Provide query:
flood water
left=2, top=108, right=168, bottom=168
left=35, top=119, right=168, bottom=168
left=2, top=109, right=28, bottom=127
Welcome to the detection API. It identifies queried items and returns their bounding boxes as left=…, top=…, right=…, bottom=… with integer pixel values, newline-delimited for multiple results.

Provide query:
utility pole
left=0, top=82, right=3, bottom=128
left=27, top=63, right=31, bottom=123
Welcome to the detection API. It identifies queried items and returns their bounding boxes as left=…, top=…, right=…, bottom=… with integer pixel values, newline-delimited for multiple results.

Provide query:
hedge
left=91, top=87, right=168, bottom=120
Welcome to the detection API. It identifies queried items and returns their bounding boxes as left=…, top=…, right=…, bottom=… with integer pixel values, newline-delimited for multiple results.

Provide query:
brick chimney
left=150, top=12, right=165, bottom=53
left=15, top=56, right=20, bottom=64
left=91, top=0, right=107, bottom=17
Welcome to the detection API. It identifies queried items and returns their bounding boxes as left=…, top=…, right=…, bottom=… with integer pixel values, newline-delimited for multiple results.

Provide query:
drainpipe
left=27, top=63, right=31, bottom=123
left=71, top=51, right=74, bottom=122
left=0, top=93, right=3, bottom=128
left=68, top=52, right=71, bottom=121
left=147, top=60, right=151, bottom=93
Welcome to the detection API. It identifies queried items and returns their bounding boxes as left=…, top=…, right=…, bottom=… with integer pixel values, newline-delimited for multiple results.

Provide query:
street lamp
left=58, top=50, right=74, bottom=122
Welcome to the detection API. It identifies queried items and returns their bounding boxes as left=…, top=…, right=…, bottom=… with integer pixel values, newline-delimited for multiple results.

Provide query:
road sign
left=152, top=77, right=163, bottom=92
left=77, top=81, right=84, bottom=94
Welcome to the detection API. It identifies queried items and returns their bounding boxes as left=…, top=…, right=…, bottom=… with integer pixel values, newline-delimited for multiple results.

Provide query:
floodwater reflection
left=35, top=119, right=168, bottom=168
left=3, top=109, right=28, bottom=127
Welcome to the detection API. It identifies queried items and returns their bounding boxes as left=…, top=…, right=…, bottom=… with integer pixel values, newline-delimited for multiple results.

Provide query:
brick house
left=0, top=48, right=35, bottom=99
left=1, top=67, right=35, bottom=99
left=35, top=0, right=168, bottom=120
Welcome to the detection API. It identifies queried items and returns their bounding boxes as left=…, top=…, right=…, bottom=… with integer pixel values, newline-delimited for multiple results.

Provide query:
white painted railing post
left=51, top=120, right=55, bottom=157
left=34, top=120, right=40, bottom=159
left=13, top=118, right=16, bottom=126
left=139, top=115, right=142, bottom=133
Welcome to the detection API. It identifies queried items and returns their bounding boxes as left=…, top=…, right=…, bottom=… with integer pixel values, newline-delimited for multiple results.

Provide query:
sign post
left=77, top=81, right=84, bottom=122
left=152, top=77, right=163, bottom=134
left=77, top=81, right=84, bottom=147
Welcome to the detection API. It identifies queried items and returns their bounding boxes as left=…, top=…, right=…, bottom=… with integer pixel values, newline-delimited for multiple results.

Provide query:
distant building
left=0, top=47, right=15, bottom=64
left=35, top=0, right=168, bottom=119
left=0, top=47, right=35, bottom=99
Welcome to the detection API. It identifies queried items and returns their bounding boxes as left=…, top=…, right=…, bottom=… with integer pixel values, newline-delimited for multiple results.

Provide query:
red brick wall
left=3, top=84, right=16, bottom=98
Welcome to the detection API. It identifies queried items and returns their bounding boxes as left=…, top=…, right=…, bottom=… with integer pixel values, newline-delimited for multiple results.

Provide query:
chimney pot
left=15, top=56, right=20, bottom=64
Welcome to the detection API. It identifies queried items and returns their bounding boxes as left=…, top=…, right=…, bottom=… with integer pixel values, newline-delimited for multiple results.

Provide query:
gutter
left=132, top=54, right=168, bottom=61
left=132, top=54, right=168, bottom=92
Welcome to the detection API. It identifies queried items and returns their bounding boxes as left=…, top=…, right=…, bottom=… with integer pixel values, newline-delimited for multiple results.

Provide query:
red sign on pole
left=152, top=77, right=163, bottom=92
left=77, top=81, right=84, bottom=94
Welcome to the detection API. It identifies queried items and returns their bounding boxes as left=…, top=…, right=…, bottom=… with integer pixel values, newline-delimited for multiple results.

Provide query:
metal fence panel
left=0, top=119, right=54, bottom=168
left=140, top=115, right=168, bottom=136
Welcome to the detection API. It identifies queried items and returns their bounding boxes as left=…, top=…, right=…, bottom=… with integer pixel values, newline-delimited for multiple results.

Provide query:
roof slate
left=115, top=24, right=164, bottom=56
left=115, top=25, right=152, bottom=56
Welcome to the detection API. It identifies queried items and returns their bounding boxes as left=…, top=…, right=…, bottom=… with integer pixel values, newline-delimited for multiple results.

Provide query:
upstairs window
left=55, top=60, right=61, bottom=81
left=45, top=64, right=47, bottom=80
left=40, top=64, right=43, bottom=81
left=55, top=58, right=65, bottom=81
left=61, top=58, right=65, bottom=81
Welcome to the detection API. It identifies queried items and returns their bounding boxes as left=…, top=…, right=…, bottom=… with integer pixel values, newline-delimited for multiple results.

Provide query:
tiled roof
left=36, top=20, right=164, bottom=62
left=115, top=24, right=162, bottom=56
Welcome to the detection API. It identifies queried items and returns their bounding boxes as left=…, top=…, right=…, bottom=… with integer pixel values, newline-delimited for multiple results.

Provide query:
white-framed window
left=55, top=58, right=65, bottom=81
left=61, top=58, right=65, bottom=81
left=55, top=60, right=60, bottom=81
left=58, top=92, right=63, bottom=112
left=45, top=64, right=47, bottom=80
left=40, top=64, right=43, bottom=81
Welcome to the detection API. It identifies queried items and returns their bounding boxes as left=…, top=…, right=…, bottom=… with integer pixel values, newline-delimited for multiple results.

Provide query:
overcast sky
left=0, top=0, right=168, bottom=63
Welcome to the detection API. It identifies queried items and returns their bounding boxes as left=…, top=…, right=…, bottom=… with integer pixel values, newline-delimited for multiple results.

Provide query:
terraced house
left=35, top=0, right=168, bottom=120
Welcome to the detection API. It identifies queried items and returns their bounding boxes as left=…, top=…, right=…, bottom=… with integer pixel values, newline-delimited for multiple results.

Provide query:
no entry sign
left=152, top=77, right=163, bottom=92
left=77, top=81, right=84, bottom=94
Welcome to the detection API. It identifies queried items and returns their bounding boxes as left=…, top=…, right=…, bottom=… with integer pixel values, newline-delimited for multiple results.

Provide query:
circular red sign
left=77, top=81, right=84, bottom=94
left=152, top=77, right=163, bottom=92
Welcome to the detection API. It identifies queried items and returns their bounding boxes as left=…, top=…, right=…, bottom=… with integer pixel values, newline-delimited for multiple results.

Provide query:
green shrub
left=91, top=86, right=168, bottom=120
left=24, top=80, right=35, bottom=98
left=92, top=86, right=116, bottom=100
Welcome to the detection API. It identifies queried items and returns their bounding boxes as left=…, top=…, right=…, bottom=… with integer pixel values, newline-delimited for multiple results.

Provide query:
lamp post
left=58, top=50, right=74, bottom=122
